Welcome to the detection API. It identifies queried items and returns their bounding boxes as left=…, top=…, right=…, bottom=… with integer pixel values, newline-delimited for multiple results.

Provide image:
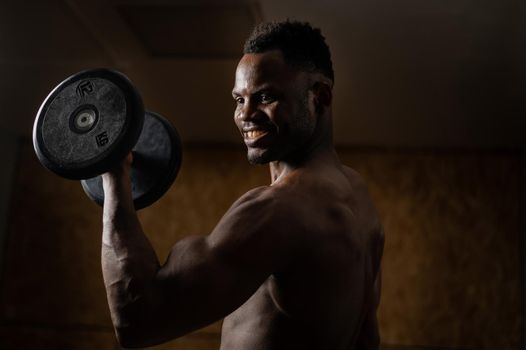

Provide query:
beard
left=246, top=146, right=279, bottom=165
left=245, top=93, right=315, bottom=165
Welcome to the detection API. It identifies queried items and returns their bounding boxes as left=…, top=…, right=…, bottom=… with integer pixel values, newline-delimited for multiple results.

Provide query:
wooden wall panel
left=0, top=144, right=110, bottom=326
left=340, top=152, right=522, bottom=350
left=0, top=142, right=521, bottom=350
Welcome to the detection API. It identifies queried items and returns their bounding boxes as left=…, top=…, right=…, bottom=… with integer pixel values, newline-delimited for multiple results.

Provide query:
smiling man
left=101, top=21, right=384, bottom=350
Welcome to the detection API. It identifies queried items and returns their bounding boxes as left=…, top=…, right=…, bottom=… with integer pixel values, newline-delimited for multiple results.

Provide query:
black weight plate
left=33, top=68, right=144, bottom=179
left=80, top=111, right=182, bottom=210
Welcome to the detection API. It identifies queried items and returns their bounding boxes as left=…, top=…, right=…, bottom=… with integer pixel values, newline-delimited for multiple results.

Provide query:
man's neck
left=269, top=142, right=338, bottom=185
left=269, top=106, right=336, bottom=185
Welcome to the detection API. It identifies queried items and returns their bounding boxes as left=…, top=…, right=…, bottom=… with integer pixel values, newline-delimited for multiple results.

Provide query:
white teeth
left=245, top=130, right=266, bottom=139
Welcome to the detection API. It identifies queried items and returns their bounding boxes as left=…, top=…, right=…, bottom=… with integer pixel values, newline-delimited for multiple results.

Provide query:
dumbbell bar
left=33, top=69, right=182, bottom=209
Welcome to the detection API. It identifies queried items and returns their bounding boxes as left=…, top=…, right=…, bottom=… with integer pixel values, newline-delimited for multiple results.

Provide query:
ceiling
left=0, top=0, right=524, bottom=148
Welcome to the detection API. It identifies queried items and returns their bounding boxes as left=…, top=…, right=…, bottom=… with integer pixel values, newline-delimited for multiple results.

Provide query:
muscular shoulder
left=226, top=185, right=306, bottom=221
left=341, top=165, right=369, bottom=195
left=339, top=166, right=377, bottom=211
left=206, top=186, right=299, bottom=267
left=300, top=163, right=384, bottom=245
left=341, top=165, right=385, bottom=255
left=223, top=186, right=289, bottom=221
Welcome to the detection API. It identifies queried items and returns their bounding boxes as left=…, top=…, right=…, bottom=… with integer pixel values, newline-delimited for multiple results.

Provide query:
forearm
left=101, top=169, right=161, bottom=335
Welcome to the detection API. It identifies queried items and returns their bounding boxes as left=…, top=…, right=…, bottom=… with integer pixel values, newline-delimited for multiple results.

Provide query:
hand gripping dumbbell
left=32, top=69, right=182, bottom=209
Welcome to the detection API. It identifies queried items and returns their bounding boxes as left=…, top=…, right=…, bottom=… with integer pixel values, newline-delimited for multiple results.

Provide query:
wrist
left=102, top=171, right=134, bottom=210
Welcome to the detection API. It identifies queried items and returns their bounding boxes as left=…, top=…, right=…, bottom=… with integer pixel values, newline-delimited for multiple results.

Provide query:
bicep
left=156, top=233, right=269, bottom=314
left=149, top=238, right=262, bottom=336
left=152, top=194, right=285, bottom=335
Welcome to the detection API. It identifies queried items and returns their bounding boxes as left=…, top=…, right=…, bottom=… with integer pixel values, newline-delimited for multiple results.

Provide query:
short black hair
left=243, top=20, right=334, bottom=82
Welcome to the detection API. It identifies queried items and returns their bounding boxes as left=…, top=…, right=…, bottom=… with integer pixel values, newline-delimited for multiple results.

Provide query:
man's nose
left=237, top=101, right=263, bottom=122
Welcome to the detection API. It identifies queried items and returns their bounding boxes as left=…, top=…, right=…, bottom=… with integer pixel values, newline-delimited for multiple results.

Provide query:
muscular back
left=99, top=156, right=383, bottom=349
left=221, top=164, right=384, bottom=350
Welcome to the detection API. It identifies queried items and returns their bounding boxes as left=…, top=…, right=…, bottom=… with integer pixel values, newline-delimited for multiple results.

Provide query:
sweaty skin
left=101, top=50, right=384, bottom=350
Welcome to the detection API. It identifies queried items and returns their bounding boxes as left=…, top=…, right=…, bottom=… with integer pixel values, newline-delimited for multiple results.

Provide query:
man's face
left=232, top=50, right=316, bottom=164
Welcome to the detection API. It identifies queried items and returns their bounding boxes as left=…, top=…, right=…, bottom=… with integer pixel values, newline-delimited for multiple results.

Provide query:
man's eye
left=235, top=97, right=244, bottom=105
left=260, top=94, right=275, bottom=104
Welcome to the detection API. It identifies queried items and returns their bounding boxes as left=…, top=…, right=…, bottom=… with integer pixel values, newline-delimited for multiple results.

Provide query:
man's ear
left=313, top=81, right=333, bottom=112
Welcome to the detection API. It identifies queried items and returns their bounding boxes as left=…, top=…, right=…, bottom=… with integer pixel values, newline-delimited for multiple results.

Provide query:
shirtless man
left=101, top=21, right=384, bottom=349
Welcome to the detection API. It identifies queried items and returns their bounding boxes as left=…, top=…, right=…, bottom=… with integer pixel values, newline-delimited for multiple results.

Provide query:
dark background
left=0, top=0, right=524, bottom=349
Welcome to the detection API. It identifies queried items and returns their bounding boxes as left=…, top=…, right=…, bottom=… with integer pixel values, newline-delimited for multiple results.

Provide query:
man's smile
left=244, top=129, right=268, bottom=140
left=242, top=126, right=274, bottom=147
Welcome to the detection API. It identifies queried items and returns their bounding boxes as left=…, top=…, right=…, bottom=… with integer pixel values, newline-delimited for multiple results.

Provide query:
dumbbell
left=32, top=69, right=182, bottom=210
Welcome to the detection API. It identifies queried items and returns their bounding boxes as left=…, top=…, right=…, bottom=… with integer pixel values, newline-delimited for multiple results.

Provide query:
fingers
left=125, top=152, right=134, bottom=166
